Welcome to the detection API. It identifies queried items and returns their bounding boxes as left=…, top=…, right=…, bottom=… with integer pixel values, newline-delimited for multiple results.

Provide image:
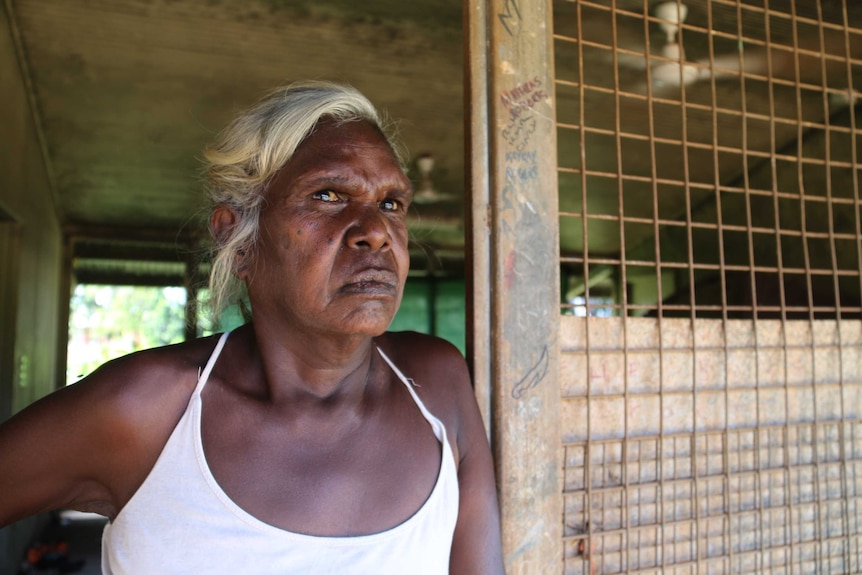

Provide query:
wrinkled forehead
left=264, top=118, right=413, bottom=197
left=308, top=117, right=400, bottom=156
left=291, top=119, right=403, bottom=170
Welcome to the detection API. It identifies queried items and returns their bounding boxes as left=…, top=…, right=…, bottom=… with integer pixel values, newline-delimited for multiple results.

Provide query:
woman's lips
left=339, top=268, right=399, bottom=295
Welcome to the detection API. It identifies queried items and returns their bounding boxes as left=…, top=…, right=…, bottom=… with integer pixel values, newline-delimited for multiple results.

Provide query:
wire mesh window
left=556, top=0, right=861, bottom=320
left=553, top=1, right=862, bottom=573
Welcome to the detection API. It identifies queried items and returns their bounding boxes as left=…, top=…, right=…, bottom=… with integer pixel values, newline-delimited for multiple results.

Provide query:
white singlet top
left=101, top=332, right=459, bottom=574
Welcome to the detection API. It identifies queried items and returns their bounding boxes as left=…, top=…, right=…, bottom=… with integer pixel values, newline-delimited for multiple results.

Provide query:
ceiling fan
left=411, top=153, right=457, bottom=204
left=404, top=153, right=462, bottom=234
left=648, top=1, right=766, bottom=90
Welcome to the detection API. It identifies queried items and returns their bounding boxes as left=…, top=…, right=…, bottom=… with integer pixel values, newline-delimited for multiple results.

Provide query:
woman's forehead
left=304, top=119, right=389, bottom=150
left=266, top=120, right=407, bottom=194
left=290, top=121, right=399, bottom=170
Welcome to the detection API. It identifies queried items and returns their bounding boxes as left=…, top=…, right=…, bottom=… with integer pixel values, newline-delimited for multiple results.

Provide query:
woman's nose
left=344, top=205, right=390, bottom=251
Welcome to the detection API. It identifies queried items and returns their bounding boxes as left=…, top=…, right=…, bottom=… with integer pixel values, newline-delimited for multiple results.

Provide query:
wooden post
left=483, top=0, right=562, bottom=572
left=464, top=0, right=492, bottom=436
left=0, top=221, right=21, bottom=418
left=184, top=251, right=199, bottom=342
left=55, top=234, right=73, bottom=390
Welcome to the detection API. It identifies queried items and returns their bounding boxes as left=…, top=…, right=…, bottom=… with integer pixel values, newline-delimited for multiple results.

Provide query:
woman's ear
left=210, top=205, right=251, bottom=279
left=210, top=204, right=238, bottom=244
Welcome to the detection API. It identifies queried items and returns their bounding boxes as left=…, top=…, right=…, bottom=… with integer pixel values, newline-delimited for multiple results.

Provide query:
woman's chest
left=199, top=388, right=445, bottom=536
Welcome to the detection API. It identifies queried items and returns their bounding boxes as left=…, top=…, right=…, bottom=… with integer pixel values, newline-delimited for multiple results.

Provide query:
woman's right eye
left=312, top=190, right=339, bottom=202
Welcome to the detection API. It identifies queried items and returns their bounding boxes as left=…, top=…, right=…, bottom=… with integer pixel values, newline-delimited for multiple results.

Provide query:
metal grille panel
left=560, top=317, right=862, bottom=573
left=554, top=0, right=862, bottom=572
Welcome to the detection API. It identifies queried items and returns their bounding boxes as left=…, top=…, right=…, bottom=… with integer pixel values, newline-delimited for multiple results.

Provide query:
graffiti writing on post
left=502, top=116, right=536, bottom=152
left=500, top=77, right=546, bottom=151
left=499, top=73, right=551, bottom=402
left=498, top=0, right=522, bottom=37
left=505, top=150, right=538, bottom=184
left=512, top=345, right=550, bottom=399
left=500, top=77, right=548, bottom=121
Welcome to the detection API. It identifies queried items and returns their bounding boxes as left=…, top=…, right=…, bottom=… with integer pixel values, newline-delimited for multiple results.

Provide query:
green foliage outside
left=66, top=285, right=187, bottom=385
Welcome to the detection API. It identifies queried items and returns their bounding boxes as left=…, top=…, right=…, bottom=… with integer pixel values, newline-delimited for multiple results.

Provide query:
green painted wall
left=389, top=277, right=466, bottom=354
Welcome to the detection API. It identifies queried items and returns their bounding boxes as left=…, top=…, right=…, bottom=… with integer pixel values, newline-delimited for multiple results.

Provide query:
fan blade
left=695, top=50, right=768, bottom=80
left=652, top=61, right=707, bottom=87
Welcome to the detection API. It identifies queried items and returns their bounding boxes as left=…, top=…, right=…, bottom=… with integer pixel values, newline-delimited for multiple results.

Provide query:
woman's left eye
left=313, top=190, right=339, bottom=202
left=380, top=198, right=402, bottom=211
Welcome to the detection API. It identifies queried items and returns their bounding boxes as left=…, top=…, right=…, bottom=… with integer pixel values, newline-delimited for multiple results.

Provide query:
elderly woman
left=0, top=82, right=504, bottom=574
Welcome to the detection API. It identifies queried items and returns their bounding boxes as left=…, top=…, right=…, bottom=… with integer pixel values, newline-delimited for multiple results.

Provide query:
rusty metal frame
left=555, top=1, right=862, bottom=574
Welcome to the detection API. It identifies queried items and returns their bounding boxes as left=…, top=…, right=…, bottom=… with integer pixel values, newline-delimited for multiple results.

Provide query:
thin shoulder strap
left=375, top=346, right=440, bottom=430
left=193, top=331, right=231, bottom=396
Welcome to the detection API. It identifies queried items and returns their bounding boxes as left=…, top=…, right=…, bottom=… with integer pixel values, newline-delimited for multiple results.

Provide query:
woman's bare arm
left=0, top=374, right=121, bottom=524
left=444, top=350, right=504, bottom=574
left=0, top=344, right=205, bottom=526
left=383, top=332, right=504, bottom=574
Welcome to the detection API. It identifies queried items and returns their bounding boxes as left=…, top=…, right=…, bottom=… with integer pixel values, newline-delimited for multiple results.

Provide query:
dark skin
left=0, top=119, right=504, bottom=573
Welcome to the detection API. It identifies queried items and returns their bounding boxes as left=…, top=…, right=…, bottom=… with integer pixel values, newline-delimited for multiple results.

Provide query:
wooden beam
left=465, top=0, right=493, bottom=436
left=64, top=223, right=204, bottom=245
left=72, top=271, right=186, bottom=287
left=73, top=242, right=192, bottom=263
left=486, top=0, right=562, bottom=572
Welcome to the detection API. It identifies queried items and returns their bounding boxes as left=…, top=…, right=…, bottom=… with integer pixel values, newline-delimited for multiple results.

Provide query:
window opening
left=67, top=284, right=186, bottom=385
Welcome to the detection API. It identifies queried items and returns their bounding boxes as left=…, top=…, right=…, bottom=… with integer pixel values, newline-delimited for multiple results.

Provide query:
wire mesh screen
left=553, top=0, right=862, bottom=572
left=560, top=317, right=861, bottom=573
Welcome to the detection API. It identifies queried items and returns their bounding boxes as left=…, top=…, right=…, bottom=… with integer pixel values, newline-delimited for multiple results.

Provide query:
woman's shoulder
left=377, top=331, right=469, bottom=387
left=376, top=331, right=475, bottom=453
left=62, top=333, right=227, bottom=451
left=65, top=335, right=226, bottom=458
left=73, top=334, right=222, bottom=413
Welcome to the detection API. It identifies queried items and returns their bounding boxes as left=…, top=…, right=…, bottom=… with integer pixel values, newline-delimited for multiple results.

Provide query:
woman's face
left=243, top=119, right=413, bottom=338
